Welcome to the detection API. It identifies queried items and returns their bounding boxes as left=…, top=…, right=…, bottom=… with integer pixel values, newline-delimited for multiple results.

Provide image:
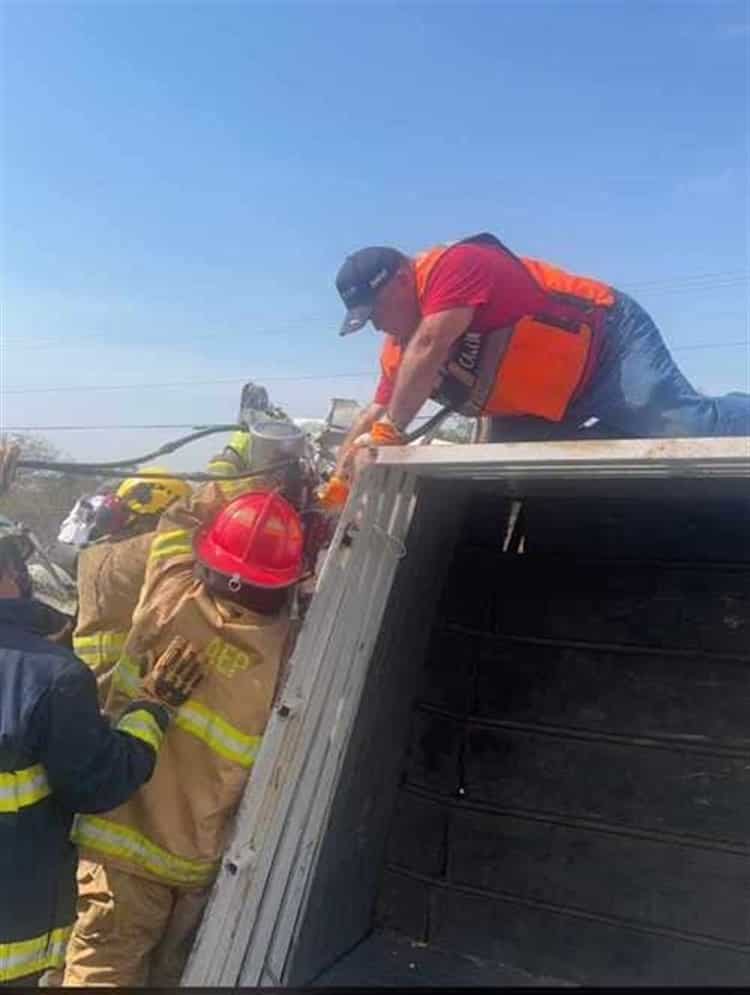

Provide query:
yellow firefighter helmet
left=116, top=466, right=191, bottom=516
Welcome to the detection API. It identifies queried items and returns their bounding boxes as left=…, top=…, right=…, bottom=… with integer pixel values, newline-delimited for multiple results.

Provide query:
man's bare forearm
left=387, top=309, right=474, bottom=430
left=387, top=337, right=448, bottom=429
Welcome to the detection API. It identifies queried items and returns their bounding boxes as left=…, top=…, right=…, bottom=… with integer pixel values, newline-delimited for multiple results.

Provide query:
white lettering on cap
left=369, top=267, right=389, bottom=290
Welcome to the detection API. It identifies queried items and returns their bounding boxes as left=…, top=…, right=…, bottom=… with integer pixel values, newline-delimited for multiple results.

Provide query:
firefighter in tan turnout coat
left=69, top=469, right=191, bottom=702
left=64, top=482, right=304, bottom=987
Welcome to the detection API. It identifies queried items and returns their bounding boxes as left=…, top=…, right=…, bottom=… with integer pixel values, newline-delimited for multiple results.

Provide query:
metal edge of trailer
left=182, top=465, right=419, bottom=986
left=182, top=437, right=750, bottom=987
left=374, top=437, right=750, bottom=479
left=255, top=468, right=417, bottom=983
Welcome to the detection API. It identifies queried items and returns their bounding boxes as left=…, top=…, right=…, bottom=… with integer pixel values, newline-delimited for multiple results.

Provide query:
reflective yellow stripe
left=228, top=430, right=250, bottom=459
left=72, top=815, right=219, bottom=887
left=73, top=630, right=128, bottom=671
left=217, top=479, right=254, bottom=499
left=149, top=542, right=193, bottom=560
left=0, top=764, right=51, bottom=813
left=117, top=709, right=164, bottom=753
left=207, top=458, right=238, bottom=475
left=0, top=926, right=72, bottom=983
left=149, top=529, right=193, bottom=561
left=111, top=653, right=143, bottom=699
left=174, top=701, right=261, bottom=769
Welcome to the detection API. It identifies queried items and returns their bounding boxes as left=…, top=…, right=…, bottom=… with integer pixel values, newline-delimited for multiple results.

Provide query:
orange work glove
left=317, top=475, right=350, bottom=511
left=139, top=635, right=205, bottom=711
left=370, top=419, right=405, bottom=446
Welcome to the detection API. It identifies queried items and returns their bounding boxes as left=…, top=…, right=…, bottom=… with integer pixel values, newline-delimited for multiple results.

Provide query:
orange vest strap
left=379, top=336, right=402, bottom=383
left=413, top=245, right=451, bottom=297
left=522, top=257, right=615, bottom=308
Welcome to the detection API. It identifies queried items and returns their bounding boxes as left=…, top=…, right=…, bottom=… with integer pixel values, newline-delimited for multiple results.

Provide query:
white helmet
left=28, top=562, right=78, bottom=619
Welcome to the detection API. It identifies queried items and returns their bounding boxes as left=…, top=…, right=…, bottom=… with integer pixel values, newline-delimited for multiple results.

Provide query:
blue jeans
left=490, top=292, right=750, bottom=442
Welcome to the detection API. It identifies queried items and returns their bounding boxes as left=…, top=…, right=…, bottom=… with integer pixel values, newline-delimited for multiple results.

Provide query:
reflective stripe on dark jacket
left=0, top=598, right=168, bottom=983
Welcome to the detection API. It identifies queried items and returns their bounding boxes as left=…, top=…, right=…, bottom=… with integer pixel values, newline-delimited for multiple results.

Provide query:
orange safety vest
left=380, top=233, right=616, bottom=422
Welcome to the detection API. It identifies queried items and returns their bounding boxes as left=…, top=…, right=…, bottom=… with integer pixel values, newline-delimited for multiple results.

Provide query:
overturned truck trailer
left=184, top=437, right=750, bottom=988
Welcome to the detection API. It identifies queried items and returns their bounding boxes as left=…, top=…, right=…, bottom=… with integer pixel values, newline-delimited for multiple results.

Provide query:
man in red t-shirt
left=332, top=237, right=749, bottom=473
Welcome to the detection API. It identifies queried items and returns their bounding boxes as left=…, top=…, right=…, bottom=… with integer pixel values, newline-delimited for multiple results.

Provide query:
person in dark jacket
left=0, top=516, right=204, bottom=987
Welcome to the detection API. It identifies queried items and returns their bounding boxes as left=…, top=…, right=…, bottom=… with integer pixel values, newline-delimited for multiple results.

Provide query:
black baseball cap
left=336, top=246, right=405, bottom=336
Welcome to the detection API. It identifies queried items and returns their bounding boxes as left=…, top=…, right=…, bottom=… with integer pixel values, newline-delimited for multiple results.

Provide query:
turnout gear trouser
left=63, top=860, right=210, bottom=988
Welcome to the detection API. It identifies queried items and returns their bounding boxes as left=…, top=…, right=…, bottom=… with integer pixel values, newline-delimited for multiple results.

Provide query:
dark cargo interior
left=287, top=485, right=750, bottom=986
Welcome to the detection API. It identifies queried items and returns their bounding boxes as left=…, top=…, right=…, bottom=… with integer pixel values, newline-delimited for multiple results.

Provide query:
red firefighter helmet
left=195, top=490, right=304, bottom=590
left=92, top=493, right=131, bottom=539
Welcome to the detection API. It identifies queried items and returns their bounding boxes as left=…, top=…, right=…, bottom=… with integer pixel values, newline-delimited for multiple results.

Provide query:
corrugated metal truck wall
left=378, top=493, right=750, bottom=985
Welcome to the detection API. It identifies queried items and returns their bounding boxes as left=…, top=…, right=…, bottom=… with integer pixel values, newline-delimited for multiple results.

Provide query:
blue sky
left=2, top=0, right=748, bottom=466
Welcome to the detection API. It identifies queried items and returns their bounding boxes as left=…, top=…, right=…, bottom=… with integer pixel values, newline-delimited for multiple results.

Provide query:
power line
left=2, top=424, right=209, bottom=432
left=634, top=280, right=748, bottom=295
left=9, top=300, right=746, bottom=357
left=619, top=270, right=748, bottom=291
left=2, top=371, right=376, bottom=396
left=1, top=308, right=341, bottom=350
left=4, top=325, right=325, bottom=353
left=2, top=414, right=436, bottom=432
left=7, top=332, right=219, bottom=353
left=2, top=336, right=748, bottom=398
left=2, top=270, right=747, bottom=352
left=670, top=339, right=749, bottom=352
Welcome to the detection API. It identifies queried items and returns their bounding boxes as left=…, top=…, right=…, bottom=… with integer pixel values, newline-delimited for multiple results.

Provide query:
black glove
left=140, top=636, right=205, bottom=711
